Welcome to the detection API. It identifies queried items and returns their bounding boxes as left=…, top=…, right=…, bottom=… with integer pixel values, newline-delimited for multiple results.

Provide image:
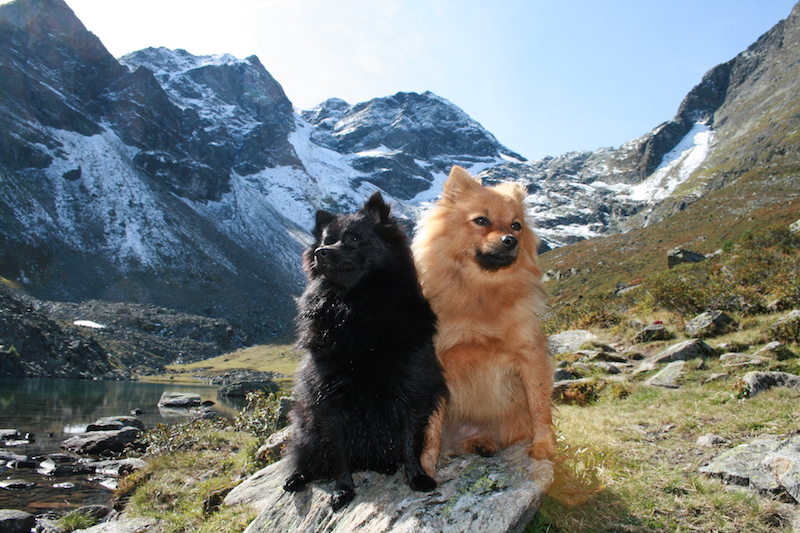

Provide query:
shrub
left=556, top=378, right=606, bottom=406
left=233, top=390, right=283, bottom=440
left=769, top=311, right=800, bottom=344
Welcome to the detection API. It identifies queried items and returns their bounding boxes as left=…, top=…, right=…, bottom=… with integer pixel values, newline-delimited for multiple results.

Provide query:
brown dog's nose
left=502, top=235, right=518, bottom=250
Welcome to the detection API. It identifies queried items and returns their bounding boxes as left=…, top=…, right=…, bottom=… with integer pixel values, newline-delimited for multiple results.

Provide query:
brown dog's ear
left=442, top=165, right=482, bottom=202
left=494, top=181, right=529, bottom=203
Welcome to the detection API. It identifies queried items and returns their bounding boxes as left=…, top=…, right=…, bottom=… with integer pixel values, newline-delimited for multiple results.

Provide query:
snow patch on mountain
left=591, top=123, right=713, bottom=203
left=42, top=127, right=186, bottom=270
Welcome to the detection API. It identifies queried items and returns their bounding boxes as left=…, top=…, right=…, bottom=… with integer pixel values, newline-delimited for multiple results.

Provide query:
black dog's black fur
left=283, top=192, right=447, bottom=511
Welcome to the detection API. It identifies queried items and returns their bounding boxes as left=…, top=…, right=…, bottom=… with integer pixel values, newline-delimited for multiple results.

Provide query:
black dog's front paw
left=409, top=472, right=437, bottom=492
left=330, top=487, right=355, bottom=511
left=283, top=473, right=309, bottom=493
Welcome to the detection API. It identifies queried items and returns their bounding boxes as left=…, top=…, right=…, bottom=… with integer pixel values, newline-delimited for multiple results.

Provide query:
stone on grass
left=633, top=323, right=669, bottom=343
left=548, top=330, right=599, bottom=355
left=700, top=433, right=800, bottom=503
left=645, top=360, right=685, bottom=388
left=667, top=248, right=705, bottom=268
left=696, top=434, right=729, bottom=447
left=769, top=310, right=800, bottom=343
left=684, top=310, right=737, bottom=338
left=719, top=353, right=765, bottom=367
left=225, top=445, right=553, bottom=533
left=635, top=339, right=715, bottom=374
left=740, top=371, right=800, bottom=397
left=754, top=341, right=796, bottom=361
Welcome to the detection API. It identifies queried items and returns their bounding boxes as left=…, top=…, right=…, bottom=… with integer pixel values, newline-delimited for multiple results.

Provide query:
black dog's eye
left=346, top=233, right=359, bottom=243
left=511, top=221, right=522, bottom=231
left=473, top=216, right=490, bottom=227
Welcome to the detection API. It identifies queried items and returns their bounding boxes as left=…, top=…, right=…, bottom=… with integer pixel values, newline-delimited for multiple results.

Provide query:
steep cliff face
left=0, top=0, right=523, bottom=341
left=1, top=0, right=798, bottom=348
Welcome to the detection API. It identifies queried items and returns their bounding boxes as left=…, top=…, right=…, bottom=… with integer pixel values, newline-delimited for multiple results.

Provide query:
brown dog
left=412, top=165, right=554, bottom=474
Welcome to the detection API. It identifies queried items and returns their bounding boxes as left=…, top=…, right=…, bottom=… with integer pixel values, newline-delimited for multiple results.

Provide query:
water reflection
left=0, top=377, right=238, bottom=514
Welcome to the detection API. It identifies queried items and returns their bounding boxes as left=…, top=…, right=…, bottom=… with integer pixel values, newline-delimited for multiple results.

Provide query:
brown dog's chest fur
left=412, top=166, right=555, bottom=468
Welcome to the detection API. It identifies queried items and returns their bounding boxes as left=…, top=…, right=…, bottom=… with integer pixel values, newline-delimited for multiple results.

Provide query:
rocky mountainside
left=0, top=0, right=524, bottom=345
left=1, top=0, right=799, bottom=371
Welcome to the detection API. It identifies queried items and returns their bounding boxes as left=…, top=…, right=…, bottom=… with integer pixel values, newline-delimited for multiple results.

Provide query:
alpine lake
left=0, top=377, right=242, bottom=515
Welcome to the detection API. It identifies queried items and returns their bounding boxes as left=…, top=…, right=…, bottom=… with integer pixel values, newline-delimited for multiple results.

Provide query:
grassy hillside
left=540, top=171, right=800, bottom=308
left=145, top=343, right=300, bottom=389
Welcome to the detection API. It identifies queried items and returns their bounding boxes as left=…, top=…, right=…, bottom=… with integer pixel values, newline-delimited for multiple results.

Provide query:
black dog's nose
left=315, top=247, right=330, bottom=259
left=502, top=235, right=518, bottom=251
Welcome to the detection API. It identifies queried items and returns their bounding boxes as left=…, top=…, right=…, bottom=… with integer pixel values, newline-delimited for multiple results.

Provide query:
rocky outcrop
left=700, top=432, right=800, bottom=503
left=157, top=392, right=201, bottom=408
left=684, top=310, right=737, bottom=338
left=225, top=446, right=552, bottom=533
left=0, top=284, right=124, bottom=379
left=62, top=428, right=141, bottom=456
left=548, top=330, right=600, bottom=355
left=740, top=371, right=800, bottom=397
left=667, top=248, right=706, bottom=269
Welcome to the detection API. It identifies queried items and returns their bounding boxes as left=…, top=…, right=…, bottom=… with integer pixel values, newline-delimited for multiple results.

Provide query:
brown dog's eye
left=511, top=221, right=522, bottom=231
left=473, top=216, right=490, bottom=226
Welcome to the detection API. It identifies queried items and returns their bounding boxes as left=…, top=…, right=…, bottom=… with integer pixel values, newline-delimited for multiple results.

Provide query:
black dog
left=283, top=192, right=447, bottom=511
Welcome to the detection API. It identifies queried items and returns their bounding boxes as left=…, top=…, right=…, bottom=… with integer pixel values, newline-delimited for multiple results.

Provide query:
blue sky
left=59, top=0, right=799, bottom=160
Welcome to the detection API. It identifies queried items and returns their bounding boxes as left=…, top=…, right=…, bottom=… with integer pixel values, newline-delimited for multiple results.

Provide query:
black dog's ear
left=313, top=210, right=336, bottom=236
left=362, top=191, right=390, bottom=224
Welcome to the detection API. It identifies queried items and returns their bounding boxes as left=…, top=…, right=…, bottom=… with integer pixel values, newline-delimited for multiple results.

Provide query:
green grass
left=145, top=343, right=301, bottom=388
left=532, top=368, right=800, bottom=533
left=120, top=415, right=268, bottom=533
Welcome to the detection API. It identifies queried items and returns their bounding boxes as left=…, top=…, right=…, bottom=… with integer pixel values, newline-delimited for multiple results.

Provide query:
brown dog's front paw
left=464, top=437, right=499, bottom=457
left=527, top=434, right=556, bottom=460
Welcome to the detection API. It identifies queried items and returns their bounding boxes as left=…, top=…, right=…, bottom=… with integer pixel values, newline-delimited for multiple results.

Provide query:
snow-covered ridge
left=613, top=123, right=713, bottom=203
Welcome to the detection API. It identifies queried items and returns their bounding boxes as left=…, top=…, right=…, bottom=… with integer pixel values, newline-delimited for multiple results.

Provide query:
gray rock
left=754, top=341, right=796, bottom=361
left=552, top=378, right=597, bottom=399
left=741, top=371, right=800, bottom=397
left=0, top=429, right=21, bottom=440
left=553, top=368, right=575, bottom=381
left=0, top=479, right=35, bottom=489
left=700, top=434, right=800, bottom=503
left=225, top=445, right=553, bottom=533
left=646, top=360, right=685, bottom=388
left=85, top=457, right=147, bottom=476
left=0, top=509, right=36, bottom=533
left=696, top=434, right=729, bottom=447
left=548, top=330, right=599, bottom=355
left=37, top=458, right=94, bottom=476
left=61, top=427, right=141, bottom=455
left=684, top=310, right=737, bottom=338
left=157, top=391, right=201, bottom=408
left=633, top=323, right=669, bottom=343
left=636, top=339, right=715, bottom=374
left=770, top=310, right=800, bottom=343
left=217, top=381, right=279, bottom=398
left=719, top=353, right=765, bottom=367
left=87, top=416, right=145, bottom=432
left=667, top=248, right=705, bottom=269
left=255, top=427, right=292, bottom=463
left=62, top=517, right=161, bottom=533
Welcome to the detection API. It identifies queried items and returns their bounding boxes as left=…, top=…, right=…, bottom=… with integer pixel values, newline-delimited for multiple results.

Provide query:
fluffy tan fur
left=412, top=165, right=554, bottom=475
